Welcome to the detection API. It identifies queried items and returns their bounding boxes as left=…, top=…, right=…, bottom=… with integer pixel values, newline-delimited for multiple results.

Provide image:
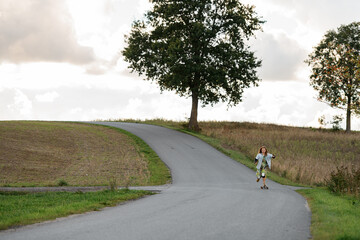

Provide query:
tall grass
left=198, top=121, right=360, bottom=186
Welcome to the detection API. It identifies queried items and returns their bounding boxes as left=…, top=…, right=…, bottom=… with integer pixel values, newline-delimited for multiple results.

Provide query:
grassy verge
left=297, top=188, right=360, bottom=240
left=97, top=124, right=171, bottom=186
left=0, top=189, right=153, bottom=231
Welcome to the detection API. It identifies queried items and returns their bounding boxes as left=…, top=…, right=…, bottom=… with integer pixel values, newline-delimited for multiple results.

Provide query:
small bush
left=327, top=166, right=360, bottom=196
left=331, top=115, right=343, bottom=131
left=57, top=179, right=69, bottom=186
left=109, top=178, right=118, bottom=191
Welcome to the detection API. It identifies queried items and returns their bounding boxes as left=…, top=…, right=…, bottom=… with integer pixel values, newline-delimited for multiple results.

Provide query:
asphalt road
left=0, top=122, right=311, bottom=240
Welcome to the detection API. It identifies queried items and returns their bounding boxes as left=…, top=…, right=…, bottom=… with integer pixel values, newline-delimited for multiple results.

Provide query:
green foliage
left=305, top=22, right=360, bottom=131
left=318, top=115, right=326, bottom=128
left=123, top=0, right=264, bottom=128
left=327, top=166, right=360, bottom=197
left=108, top=177, right=118, bottom=191
left=331, top=115, right=343, bottom=131
left=57, top=179, right=69, bottom=186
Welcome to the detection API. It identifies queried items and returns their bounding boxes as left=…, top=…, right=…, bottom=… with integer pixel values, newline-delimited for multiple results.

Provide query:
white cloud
left=35, top=91, right=59, bottom=103
left=7, top=89, right=33, bottom=117
left=66, top=0, right=148, bottom=74
left=0, top=0, right=95, bottom=65
left=252, top=32, right=307, bottom=81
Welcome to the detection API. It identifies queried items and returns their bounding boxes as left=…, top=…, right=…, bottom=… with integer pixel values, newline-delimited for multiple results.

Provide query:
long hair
left=258, top=146, right=268, bottom=156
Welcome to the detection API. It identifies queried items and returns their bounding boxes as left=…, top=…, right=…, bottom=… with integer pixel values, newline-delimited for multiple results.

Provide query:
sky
left=0, top=0, right=360, bottom=130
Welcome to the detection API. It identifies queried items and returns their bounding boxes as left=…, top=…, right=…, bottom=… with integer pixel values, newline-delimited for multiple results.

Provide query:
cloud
left=252, top=32, right=307, bottom=81
left=6, top=89, right=33, bottom=117
left=85, top=63, right=108, bottom=75
left=267, top=0, right=360, bottom=32
left=35, top=91, right=59, bottom=103
left=0, top=0, right=95, bottom=65
left=85, top=53, right=122, bottom=75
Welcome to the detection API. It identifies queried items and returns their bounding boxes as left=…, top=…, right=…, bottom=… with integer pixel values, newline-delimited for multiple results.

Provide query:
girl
left=254, top=146, right=276, bottom=189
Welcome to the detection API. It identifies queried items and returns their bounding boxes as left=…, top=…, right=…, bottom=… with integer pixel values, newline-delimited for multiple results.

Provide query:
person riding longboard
left=255, top=146, right=276, bottom=189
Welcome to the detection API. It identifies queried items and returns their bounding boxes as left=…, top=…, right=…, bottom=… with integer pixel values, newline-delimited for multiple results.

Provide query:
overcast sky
left=1, top=0, right=359, bottom=130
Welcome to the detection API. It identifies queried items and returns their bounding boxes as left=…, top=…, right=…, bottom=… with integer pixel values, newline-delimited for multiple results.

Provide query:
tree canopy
left=122, top=0, right=264, bottom=130
left=306, top=22, right=360, bottom=132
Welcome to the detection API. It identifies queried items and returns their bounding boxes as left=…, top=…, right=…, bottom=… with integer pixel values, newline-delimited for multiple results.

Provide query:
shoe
left=260, top=186, right=263, bottom=189
left=264, top=185, right=268, bottom=190
left=256, top=178, right=260, bottom=182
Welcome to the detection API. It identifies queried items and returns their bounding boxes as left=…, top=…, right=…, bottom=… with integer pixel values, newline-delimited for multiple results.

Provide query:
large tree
left=306, top=22, right=360, bottom=132
left=122, top=0, right=264, bottom=130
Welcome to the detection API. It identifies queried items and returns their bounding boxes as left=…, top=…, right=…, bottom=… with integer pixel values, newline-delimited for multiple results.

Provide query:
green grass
left=97, top=124, right=171, bottom=186
left=0, top=189, right=153, bottom=231
left=297, top=188, right=360, bottom=240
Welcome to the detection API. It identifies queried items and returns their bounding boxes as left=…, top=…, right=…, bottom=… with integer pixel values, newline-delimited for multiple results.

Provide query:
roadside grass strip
left=97, top=124, right=171, bottom=186
left=297, top=188, right=360, bottom=240
left=0, top=189, right=153, bottom=231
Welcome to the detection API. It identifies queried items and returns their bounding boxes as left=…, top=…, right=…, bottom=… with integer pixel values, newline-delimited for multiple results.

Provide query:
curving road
left=0, top=122, right=311, bottom=240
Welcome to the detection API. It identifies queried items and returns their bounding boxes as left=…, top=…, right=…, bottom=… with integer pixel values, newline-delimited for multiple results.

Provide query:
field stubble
left=0, top=121, right=151, bottom=187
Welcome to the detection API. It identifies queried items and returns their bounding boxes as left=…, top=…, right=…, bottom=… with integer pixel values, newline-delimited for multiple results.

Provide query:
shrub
left=109, top=178, right=118, bottom=191
left=57, top=179, right=69, bottom=186
left=331, top=115, right=343, bottom=131
left=327, top=166, right=360, bottom=196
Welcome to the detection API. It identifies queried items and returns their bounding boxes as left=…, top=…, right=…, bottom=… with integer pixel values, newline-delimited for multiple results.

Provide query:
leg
left=262, top=169, right=268, bottom=189
left=256, top=169, right=260, bottom=182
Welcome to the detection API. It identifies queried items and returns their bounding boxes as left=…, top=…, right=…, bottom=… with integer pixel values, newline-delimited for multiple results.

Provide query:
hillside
left=0, top=121, right=170, bottom=187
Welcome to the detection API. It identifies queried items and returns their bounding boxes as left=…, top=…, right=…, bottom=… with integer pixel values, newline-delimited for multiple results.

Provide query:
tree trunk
left=346, top=96, right=351, bottom=133
left=188, top=91, right=200, bottom=131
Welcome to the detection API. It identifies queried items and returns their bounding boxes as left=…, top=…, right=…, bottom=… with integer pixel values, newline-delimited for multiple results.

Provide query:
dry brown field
left=0, top=121, right=151, bottom=187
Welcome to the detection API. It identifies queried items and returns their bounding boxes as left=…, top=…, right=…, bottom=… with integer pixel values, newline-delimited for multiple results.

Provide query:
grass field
left=0, top=121, right=171, bottom=187
left=0, top=189, right=152, bottom=231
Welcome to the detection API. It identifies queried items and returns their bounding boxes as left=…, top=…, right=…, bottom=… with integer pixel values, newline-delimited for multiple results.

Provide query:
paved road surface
left=0, top=122, right=311, bottom=240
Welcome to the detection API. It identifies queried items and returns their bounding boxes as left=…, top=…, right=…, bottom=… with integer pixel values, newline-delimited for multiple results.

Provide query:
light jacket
left=255, top=153, right=273, bottom=170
